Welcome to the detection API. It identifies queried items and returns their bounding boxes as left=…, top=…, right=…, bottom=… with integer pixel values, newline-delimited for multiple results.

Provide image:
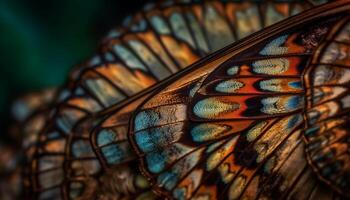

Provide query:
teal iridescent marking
left=97, top=129, right=116, bottom=147
left=147, top=152, right=165, bottom=173
left=215, top=80, right=244, bottom=93
left=56, top=116, right=73, bottom=134
left=227, top=66, right=239, bottom=75
left=135, top=130, right=162, bottom=153
left=112, top=44, right=147, bottom=71
left=85, top=79, right=125, bottom=107
left=101, top=144, right=125, bottom=165
left=130, top=19, right=146, bottom=32
left=74, top=87, right=84, bottom=95
left=206, top=140, right=225, bottom=153
left=189, top=85, right=198, bottom=98
left=135, top=124, right=182, bottom=153
left=305, top=126, right=320, bottom=137
left=134, top=111, right=160, bottom=131
left=158, top=172, right=178, bottom=190
left=135, top=131, right=153, bottom=153
left=47, top=131, right=60, bottom=139
left=260, top=35, right=288, bottom=55
left=128, top=40, right=170, bottom=80
left=263, top=158, right=275, bottom=174
left=286, top=95, right=303, bottom=109
left=170, top=13, right=195, bottom=47
left=151, top=16, right=171, bottom=34
left=186, top=12, right=208, bottom=52
left=57, top=89, right=70, bottom=102
left=106, top=29, right=121, bottom=39
left=173, top=188, right=186, bottom=200
left=289, top=81, right=302, bottom=89
left=12, top=101, right=29, bottom=121
left=287, top=114, right=303, bottom=129
left=104, top=52, right=114, bottom=62
left=88, top=55, right=101, bottom=66
left=189, top=81, right=202, bottom=98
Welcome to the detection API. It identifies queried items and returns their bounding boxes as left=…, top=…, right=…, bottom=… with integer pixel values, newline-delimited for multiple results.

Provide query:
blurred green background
left=0, top=0, right=147, bottom=140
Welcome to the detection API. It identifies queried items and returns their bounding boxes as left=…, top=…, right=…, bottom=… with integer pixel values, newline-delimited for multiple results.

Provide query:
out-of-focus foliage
left=0, top=0, right=144, bottom=139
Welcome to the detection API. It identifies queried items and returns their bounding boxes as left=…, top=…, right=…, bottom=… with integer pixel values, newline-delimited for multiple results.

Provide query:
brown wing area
left=303, top=16, right=350, bottom=197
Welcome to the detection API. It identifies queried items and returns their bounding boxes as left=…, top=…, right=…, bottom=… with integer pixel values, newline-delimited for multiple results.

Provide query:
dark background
left=0, top=0, right=148, bottom=141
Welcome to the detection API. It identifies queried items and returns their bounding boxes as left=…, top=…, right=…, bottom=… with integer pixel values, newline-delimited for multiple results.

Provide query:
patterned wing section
left=1, top=89, right=57, bottom=199
left=90, top=0, right=323, bottom=198
left=28, top=1, right=197, bottom=199
left=26, top=0, right=330, bottom=199
left=89, top=95, right=156, bottom=199
left=0, top=144, right=22, bottom=200
left=129, top=2, right=350, bottom=199
left=303, top=17, right=350, bottom=197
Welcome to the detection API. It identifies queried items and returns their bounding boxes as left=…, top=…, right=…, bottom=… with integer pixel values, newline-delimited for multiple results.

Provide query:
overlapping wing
left=128, top=2, right=350, bottom=199
left=303, top=17, right=350, bottom=197
left=0, top=89, right=57, bottom=199
left=89, top=0, right=323, bottom=199
left=24, top=0, right=331, bottom=199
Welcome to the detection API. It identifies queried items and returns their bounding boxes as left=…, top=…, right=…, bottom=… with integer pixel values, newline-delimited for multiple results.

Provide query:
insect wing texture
left=129, top=2, right=350, bottom=199
left=24, top=0, right=333, bottom=199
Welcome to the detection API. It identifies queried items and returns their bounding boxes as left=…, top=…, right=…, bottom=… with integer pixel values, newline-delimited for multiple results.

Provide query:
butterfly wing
left=303, top=17, right=350, bottom=196
left=90, top=0, right=323, bottom=198
left=1, top=89, right=57, bottom=199
left=26, top=0, right=331, bottom=199
left=27, top=1, right=200, bottom=198
left=90, top=0, right=322, bottom=173
left=128, top=2, right=350, bottom=199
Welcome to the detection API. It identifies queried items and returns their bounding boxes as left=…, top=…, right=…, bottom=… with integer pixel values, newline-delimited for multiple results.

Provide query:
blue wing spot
left=305, top=126, right=320, bottom=137
left=101, top=145, right=125, bottom=165
left=288, top=80, right=302, bottom=89
left=260, top=35, right=288, bottom=55
left=146, top=152, right=165, bottom=173
left=135, top=111, right=160, bottom=131
left=158, top=172, right=178, bottom=191
left=287, top=114, right=303, bottom=129
left=97, top=129, right=116, bottom=147
left=286, top=96, right=303, bottom=110
left=173, top=188, right=186, bottom=200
